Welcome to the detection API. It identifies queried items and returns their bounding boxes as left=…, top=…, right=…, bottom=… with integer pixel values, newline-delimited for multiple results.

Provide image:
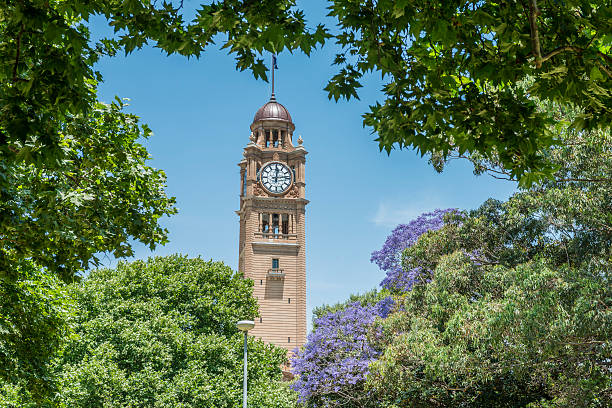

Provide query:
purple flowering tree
left=371, top=208, right=455, bottom=292
left=291, top=297, right=393, bottom=407
left=291, top=210, right=454, bottom=407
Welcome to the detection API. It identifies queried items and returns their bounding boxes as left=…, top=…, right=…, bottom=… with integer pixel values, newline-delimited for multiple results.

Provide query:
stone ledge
left=251, top=241, right=300, bottom=254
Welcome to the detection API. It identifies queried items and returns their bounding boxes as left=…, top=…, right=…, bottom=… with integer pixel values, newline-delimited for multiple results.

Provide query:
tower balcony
left=255, top=232, right=297, bottom=241
left=267, top=268, right=285, bottom=279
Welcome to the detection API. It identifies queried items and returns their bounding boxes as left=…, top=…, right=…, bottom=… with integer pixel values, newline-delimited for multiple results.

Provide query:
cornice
left=251, top=241, right=300, bottom=254
left=236, top=196, right=308, bottom=215
left=289, top=147, right=308, bottom=156
left=245, top=196, right=309, bottom=205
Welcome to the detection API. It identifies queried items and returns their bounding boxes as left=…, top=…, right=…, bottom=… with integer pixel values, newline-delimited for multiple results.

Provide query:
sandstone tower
left=237, top=92, right=307, bottom=352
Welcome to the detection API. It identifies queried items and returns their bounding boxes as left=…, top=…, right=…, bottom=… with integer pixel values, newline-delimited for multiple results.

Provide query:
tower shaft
left=237, top=97, right=307, bottom=353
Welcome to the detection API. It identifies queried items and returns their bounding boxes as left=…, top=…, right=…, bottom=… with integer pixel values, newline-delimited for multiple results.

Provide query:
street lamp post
left=236, top=320, right=255, bottom=408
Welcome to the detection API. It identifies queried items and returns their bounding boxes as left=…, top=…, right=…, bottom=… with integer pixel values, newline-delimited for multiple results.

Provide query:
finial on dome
left=297, top=135, right=303, bottom=145
left=269, top=92, right=277, bottom=102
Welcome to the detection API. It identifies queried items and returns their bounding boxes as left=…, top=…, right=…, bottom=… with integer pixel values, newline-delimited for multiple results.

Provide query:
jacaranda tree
left=290, top=209, right=452, bottom=407
left=291, top=293, right=393, bottom=407
left=370, top=208, right=455, bottom=292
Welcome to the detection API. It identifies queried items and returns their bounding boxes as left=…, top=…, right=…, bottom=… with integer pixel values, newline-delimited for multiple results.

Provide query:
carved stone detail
left=247, top=201, right=302, bottom=211
left=272, top=152, right=280, bottom=161
left=287, top=184, right=300, bottom=198
left=253, top=183, right=267, bottom=197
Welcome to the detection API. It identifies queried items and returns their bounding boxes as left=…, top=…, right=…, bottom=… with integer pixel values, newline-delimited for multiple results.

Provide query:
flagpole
left=271, top=54, right=275, bottom=96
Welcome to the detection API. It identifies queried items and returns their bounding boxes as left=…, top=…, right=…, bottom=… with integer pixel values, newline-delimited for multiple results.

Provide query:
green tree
left=54, top=255, right=296, bottom=408
left=366, top=126, right=612, bottom=406
left=326, top=0, right=612, bottom=183
left=1, top=99, right=176, bottom=279
left=370, top=256, right=611, bottom=407
left=0, top=261, right=74, bottom=406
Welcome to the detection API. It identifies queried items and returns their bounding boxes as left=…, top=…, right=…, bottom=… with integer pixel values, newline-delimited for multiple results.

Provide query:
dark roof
left=253, top=94, right=292, bottom=124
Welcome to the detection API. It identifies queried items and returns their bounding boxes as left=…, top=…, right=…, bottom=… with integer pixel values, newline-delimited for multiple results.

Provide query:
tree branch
left=595, top=50, right=612, bottom=64
left=554, top=177, right=612, bottom=184
left=528, top=0, right=542, bottom=68
left=540, top=45, right=583, bottom=63
left=12, top=23, right=25, bottom=82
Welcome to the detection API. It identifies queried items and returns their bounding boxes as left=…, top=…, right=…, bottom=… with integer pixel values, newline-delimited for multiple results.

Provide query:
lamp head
left=237, top=320, right=255, bottom=332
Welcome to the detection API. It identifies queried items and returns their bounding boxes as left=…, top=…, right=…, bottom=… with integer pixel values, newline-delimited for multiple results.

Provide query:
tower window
left=291, top=165, right=296, bottom=181
left=272, top=258, right=279, bottom=269
left=261, top=213, right=270, bottom=232
left=242, top=171, right=247, bottom=196
left=288, top=337, right=291, bottom=343
left=281, top=214, right=289, bottom=234
left=260, top=280, right=262, bottom=285
left=288, top=298, right=291, bottom=304
left=272, top=130, right=279, bottom=147
left=260, top=317, right=262, bottom=323
left=272, top=213, right=279, bottom=233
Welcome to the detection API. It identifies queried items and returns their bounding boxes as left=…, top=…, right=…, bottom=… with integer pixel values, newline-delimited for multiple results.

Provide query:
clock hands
left=261, top=163, right=291, bottom=193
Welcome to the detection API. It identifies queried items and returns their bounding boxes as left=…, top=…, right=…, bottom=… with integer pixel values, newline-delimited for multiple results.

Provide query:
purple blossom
left=292, top=210, right=458, bottom=406
left=290, top=298, right=393, bottom=406
left=371, top=209, right=456, bottom=291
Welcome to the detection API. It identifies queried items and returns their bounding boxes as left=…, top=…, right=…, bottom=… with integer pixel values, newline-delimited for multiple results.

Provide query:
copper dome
left=253, top=94, right=292, bottom=124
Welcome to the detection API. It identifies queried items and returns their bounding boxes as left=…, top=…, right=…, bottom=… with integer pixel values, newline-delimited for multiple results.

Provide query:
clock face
left=260, top=162, right=293, bottom=194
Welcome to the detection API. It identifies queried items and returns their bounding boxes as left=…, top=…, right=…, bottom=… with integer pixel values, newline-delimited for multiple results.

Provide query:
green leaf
left=590, top=65, right=604, bottom=81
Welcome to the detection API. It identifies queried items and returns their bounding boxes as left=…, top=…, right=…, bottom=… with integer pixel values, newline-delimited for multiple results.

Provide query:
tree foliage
left=0, top=0, right=328, bottom=278
left=295, top=108, right=611, bottom=406
left=0, top=2, right=325, bottom=402
left=371, top=257, right=611, bottom=408
left=0, top=0, right=328, bottom=166
left=367, top=127, right=612, bottom=406
left=0, top=261, right=74, bottom=405
left=326, top=0, right=612, bottom=183
left=311, top=289, right=384, bottom=323
left=291, top=292, right=393, bottom=407
left=54, top=255, right=295, bottom=408
left=1, top=99, right=176, bottom=278
left=370, top=209, right=454, bottom=292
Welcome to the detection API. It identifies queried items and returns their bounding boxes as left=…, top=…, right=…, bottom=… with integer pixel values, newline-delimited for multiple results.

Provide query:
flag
left=272, top=54, right=279, bottom=69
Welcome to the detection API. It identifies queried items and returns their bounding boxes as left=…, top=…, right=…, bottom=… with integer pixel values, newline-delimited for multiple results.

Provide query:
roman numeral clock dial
left=259, top=162, right=293, bottom=194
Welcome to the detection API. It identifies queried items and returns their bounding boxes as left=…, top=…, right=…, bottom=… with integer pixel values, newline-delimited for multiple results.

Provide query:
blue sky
left=93, top=0, right=515, bottom=326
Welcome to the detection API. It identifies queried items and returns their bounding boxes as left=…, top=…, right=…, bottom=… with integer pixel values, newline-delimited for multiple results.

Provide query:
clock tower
left=237, top=92, right=307, bottom=353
